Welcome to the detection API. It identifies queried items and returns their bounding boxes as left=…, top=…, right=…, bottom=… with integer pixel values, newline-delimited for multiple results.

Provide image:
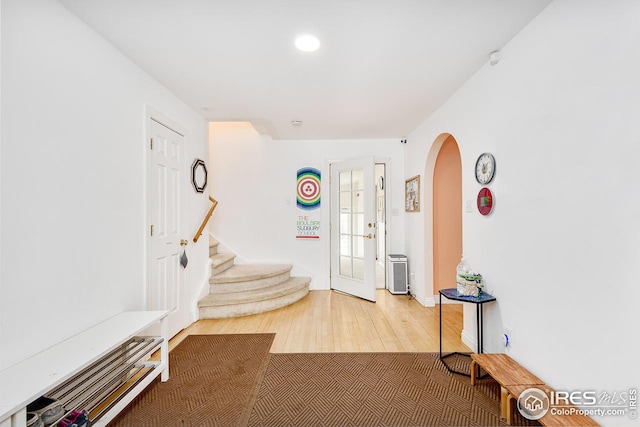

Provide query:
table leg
left=476, top=304, right=481, bottom=354
left=480, top=304, right=484, bottom=354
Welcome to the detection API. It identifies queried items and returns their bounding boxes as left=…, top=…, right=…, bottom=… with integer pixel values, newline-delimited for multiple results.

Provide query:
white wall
left=0, top=0, right=208, bottom=369
left=209, top=122, right=405, bottom=290
left=405, top=0, right=640, bottom=424
left=0, top=0, right=4, bottom=372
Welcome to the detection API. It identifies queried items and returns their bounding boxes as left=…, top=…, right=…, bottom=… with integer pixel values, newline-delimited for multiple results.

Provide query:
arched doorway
left=423, top=134, right=462, bottom=301
left=432, top=136, right=462, bottom=295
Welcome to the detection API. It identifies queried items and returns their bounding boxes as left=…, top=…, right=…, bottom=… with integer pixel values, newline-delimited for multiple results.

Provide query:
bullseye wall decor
left=296, top=167, right=321, bottom=239
left=297, top=167, right=321, bottom=210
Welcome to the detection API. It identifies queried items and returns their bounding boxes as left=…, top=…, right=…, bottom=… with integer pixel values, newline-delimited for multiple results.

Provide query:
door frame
left=423, top=133, right=459, bottom=308
left=374, top=162, right=389, bottom=290
left=144, top=106, right=190, bottom=335
left=432, top=136, right=462, bottom=305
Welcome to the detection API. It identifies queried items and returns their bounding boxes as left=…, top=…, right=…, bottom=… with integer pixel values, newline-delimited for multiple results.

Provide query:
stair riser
left=211, top=259, right=234, bottom=276
left=199, top=287, right=309, bottom=319
left=209, top=271, right=291, bottom=294
left=209, top=245, right=219, bottom=256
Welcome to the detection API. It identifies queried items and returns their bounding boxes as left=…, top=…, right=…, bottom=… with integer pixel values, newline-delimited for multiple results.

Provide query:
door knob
left=180, top=239, right=188, bottom=246
left=363, top=233, right=373, bottom=239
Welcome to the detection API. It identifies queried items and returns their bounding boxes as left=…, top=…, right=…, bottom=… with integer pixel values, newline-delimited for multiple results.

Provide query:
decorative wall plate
left=477, top=187, right=494, bottom=215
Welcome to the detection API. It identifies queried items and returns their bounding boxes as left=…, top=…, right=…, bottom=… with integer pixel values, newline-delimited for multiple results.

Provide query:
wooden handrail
left=193, top=196, right=218, bottom=243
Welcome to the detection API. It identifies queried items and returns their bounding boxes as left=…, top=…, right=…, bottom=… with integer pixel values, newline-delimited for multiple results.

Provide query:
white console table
left=0, top=311, right=169, bottom=427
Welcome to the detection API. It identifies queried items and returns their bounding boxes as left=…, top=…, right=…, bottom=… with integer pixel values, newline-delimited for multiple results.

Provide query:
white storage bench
left=0, top=311, right=169, bottom=427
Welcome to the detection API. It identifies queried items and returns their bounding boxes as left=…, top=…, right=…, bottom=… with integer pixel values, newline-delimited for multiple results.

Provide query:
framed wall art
left=191, top=158, right=208, bottom=193
left=405, top=175, right=420, bottom=212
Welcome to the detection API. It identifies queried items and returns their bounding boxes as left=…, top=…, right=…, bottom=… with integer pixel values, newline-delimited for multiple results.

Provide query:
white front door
left=330, top=157, right=377, bottom=302
left=148, top=118, right=187, bottom=338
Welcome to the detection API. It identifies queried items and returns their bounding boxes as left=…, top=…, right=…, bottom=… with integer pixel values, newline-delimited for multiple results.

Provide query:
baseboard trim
left=461, top=329, right=478, bottom=353
left=421, top=295, right=435, bottom=307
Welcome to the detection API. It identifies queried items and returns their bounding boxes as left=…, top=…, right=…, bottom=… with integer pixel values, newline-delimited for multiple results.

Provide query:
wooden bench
left=470, top=354, right=599, bottom=426
left=470, top=354, right=545, bottom=421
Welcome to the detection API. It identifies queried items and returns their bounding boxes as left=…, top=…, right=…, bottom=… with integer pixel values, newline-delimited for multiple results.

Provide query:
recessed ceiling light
left=291, top=120, right=303, bottom=126
left=294, top=35, right=320, bottom=52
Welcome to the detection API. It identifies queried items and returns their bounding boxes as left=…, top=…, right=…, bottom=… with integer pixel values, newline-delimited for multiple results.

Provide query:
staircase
left=198, top=238, right=311, bottom=319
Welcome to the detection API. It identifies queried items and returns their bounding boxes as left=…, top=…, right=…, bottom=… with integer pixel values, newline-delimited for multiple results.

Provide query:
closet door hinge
left=150, top=138, right=154, bottom=150
left=150, top=224, right=154, bottom=236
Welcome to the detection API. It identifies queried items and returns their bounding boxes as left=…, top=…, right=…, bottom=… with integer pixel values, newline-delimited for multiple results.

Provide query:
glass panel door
left=330, top=157, right=376, bottom=301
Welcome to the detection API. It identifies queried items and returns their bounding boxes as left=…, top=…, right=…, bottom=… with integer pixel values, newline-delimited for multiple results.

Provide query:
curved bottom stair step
left=198, top=277, right=310, bottom=319
left=209, top=264, right=293, bottom=294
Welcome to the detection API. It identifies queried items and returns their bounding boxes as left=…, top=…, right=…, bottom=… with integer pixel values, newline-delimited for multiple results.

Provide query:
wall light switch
left=466, top=200, right=474, bottom=213
left=392, top=208, right=400, bottom=216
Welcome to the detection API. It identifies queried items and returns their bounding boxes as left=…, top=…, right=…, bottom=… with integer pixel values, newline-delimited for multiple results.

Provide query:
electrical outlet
left=409, top=272, right=416, bottom=284
left=503, top=327, right=512, bottom=352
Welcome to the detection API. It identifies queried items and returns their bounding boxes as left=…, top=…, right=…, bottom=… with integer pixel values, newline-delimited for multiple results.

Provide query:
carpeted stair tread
left=209, top=237, right=220, bottom=256
left=210, top=264, right=292, bottom=284
left=199, top=276, right=310, bottom=307
left=210, top=252, right=235, bottom=267
left=210, top=252, right=236, bottom=275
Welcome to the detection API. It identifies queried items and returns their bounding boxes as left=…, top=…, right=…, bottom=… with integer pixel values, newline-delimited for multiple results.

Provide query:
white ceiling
left=59, top=0, right=552, bottom=140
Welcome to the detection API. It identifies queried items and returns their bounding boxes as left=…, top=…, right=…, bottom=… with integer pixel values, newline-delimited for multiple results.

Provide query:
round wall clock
left=475, top=153, right=496, bottom=185
left=477, top=187, right=494, bottom=216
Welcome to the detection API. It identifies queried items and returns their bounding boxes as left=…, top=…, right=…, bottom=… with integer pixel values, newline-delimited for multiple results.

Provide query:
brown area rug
left=109, top=334, right=274, bottom=427
left=248, top=352, right=537, bottom=427
left=111, top=334, right=538, bottom=426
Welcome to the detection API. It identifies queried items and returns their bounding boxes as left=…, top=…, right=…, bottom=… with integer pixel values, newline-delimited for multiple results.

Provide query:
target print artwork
left=296, top=167, right=321, bottom=210
left=296, top=167, right=321, bottom=239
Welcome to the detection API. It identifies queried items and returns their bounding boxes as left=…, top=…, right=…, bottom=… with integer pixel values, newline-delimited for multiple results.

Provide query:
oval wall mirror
left=191, top=159, right=208, bottom=193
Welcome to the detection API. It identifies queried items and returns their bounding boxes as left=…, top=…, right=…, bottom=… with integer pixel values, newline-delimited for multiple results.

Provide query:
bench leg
left=501, top=386, right=508, bottom=420
left=470, top=360, right=477, bottom=385
left=506, top=393, right=514, bottom=425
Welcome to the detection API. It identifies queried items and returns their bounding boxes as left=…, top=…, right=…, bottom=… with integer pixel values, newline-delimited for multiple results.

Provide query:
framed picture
left=405, top=175, right=420, bottom=212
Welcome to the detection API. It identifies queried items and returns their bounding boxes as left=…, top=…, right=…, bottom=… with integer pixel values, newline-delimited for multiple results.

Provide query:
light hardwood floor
left=169, top=290, right=471, bottom=354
